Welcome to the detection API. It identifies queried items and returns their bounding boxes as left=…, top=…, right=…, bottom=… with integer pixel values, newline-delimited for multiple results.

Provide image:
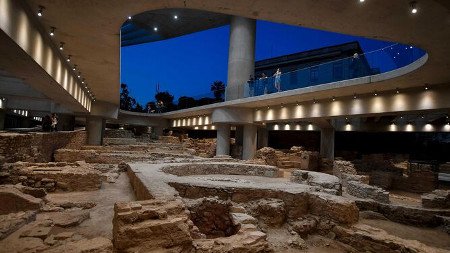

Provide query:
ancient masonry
left=0, top=130, right=449, bottom=252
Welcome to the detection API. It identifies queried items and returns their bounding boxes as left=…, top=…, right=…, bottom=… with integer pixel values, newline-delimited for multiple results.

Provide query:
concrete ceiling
left=122, top=8, right=230, bottom=46
left=23, top=0, right=450, bottom=108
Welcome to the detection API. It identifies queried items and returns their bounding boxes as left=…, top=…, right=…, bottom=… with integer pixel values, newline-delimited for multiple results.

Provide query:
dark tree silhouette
left=120, top=83, right=137, bottom=111
left=155, top=91, right=175, bottom=112
left=178, top=96, right=196, bottom=109
left=210, top=80, right=226, bottom=101
left=133, top=103, right=144, bottom=112
left=145, top=101, right=156, bottom=113
left=197, top=97, right=216, bottom=106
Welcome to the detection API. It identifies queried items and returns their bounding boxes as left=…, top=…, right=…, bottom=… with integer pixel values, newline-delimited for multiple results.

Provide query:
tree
left=120, top=83, right=137, bottom=111
left=145, top=101, right=156, bottom=113
left=197, top=97, right=216, bottom=106
left=155, top=91, right=175, bottom=112
left=178, top=96, right=196, bottom=109
left=133, top=103, right=144, bottom=112
left=210, top=80, right=226, bottom=101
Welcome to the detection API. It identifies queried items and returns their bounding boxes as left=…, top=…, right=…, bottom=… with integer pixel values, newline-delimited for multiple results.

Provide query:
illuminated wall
left=0, top=0, right=91, bottom=111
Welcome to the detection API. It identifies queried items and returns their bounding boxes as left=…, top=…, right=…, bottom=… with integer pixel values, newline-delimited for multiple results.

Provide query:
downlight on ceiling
left=59, top=42, right=64, bottom=50
left=37, top=6, right=44, bottom=17
left=410, top=1, right=418, bottom=14
left=50, top=27, right=55, bottom=36
left=174, top=15, right=178, bottom=20
left=153, top=27, right=158, bottom=32
left=66, top=55, right=71, bottom=62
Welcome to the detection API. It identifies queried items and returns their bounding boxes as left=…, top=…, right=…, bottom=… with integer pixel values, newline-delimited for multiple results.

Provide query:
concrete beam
left=212, top=107, right=253, bottom=124
left=254, top=85, right=450, bottom=122
left=0, top=0, right=91, bottom=113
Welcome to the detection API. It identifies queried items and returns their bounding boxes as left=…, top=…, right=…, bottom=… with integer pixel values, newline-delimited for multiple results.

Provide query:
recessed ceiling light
left=50, top=27, right=55, bottom=36
left=59, top=42, right=64, bottom=50
left=410, top=1, right=418, bottom=14
left=66, top=55, right=71, bottom=62
left=37, top=6, right=44, bottom=17
left=153, top=27, right=158, bottom=31
left=174, top=15, right=178, bottom=20
left=128, top=16, right=132, bottom=20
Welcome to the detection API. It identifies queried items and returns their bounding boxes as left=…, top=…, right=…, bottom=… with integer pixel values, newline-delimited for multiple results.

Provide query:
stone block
left=113, top=199, right=193, bottom=252
left=422, top=190, right=450, bottom=209
left=308, top=193, right=359, bottom=225
left=0, top=185, right=43, bottom=215
left=291, top=170, right=342, bottom=195
left=346, top=180, right=390, bottom=203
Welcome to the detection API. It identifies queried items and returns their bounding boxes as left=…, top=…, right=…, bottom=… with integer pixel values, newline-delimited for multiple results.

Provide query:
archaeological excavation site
left=0, top=128, right=449, bottom=253
left=2, top=0, right=450, bottom=252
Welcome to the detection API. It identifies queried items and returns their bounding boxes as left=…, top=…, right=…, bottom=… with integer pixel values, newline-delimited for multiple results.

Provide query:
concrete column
left=216, top=124, right=231, bottom=156
left=257, top=127, right=268, bottom=149
left=87, top=117, right=105, bottom=145
left=153, top=126, right=164, bottom=139
left=243, top=124, right=257, bottom=160
left=57, top=114, right=75, bottom=131
left=320, top=128, right=335, bottom=160
left=0, top=109, right=5, bottom=130
left=226, top=16, right=256, bottom=100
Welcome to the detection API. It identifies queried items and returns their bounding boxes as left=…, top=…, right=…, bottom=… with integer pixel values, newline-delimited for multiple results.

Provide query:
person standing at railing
left=273, top=68, right=282, bottom=92
left=259, top=73, right=268, bottom=95
left=247, top=75, right=255, bottom=97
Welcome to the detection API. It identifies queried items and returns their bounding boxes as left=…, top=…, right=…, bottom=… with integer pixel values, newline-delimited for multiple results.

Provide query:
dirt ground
left=265, top=227, right=355, bottom=253
left=360, top=218, right=450, bottom=250
left=389, top=190, right=422, bottom=207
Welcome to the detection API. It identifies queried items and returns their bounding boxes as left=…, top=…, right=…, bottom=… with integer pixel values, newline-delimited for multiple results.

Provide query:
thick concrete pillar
left=216, top=124, right=231, bottom=156
left=243, top=124, right=257, bottom=160
left=320, top=128, right=335, bottom=160
left=226, top=16, right=256, bottom=100
left=153, top=126, right=164, bottom=139
left=257, top=127, right=268, bottom=149
left=0, top=109, right=5, bottom=130
left=87, top=117, right=105, bottom=145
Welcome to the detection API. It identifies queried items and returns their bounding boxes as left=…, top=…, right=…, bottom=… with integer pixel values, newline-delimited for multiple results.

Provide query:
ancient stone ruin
left=0, top=130, right=449, bottom=252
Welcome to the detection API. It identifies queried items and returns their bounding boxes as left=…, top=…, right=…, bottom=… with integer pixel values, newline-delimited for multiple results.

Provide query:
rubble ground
left=360, top=218, right=450, bottom=250
left=0, top=173, right=135, bottom=252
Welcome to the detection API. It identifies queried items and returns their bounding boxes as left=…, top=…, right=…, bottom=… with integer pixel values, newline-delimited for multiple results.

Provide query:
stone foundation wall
left=182, top=138, right=216, bottom=158
left=169, top=182, right=359, bottom=225
left=335, top=159, right=438, bottom=194
left=253, top=147, right=319, bottom=170
left=2, top=162, right=102, bottom=192
left=0, top=131, right=87, bottom=163
left=422, top=190, right=450, bottom=208
left=290, top=170, right=342, bottom=195
left=162, top=163, right=281, bottom=178
left=113, top=199, right=193, bottom=252
left=126, top=165, right=154, bottom=200
left=54, top=148, right=193, bottom=164
left=346, top=180, right=390, bottom=203
left=159, top=136, right=180, bottom=144
left=104, top=129, right=134, bottom=138
left=103, top=138, right=137, bottom=146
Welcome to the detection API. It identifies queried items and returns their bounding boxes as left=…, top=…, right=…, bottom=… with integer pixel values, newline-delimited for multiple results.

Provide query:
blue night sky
left=121, top=20, right=393, bottom=105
